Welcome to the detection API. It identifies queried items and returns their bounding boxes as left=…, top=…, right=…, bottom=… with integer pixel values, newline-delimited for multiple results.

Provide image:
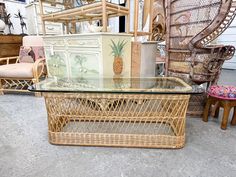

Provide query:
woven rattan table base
left=44, top=93, right=190, bottom=148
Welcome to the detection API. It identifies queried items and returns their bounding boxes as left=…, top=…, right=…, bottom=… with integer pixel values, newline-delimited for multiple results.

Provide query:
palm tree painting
left=47, top=54, right=67, bottom=78
left=74, top=55, right=99, bottom=77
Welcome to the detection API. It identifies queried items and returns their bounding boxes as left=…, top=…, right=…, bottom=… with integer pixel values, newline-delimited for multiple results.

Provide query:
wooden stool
left=203, top=85, right=236, bottom=130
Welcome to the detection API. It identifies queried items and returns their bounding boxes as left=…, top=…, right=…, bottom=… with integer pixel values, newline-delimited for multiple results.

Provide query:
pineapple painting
left=110, top=39, right=127, bottom=75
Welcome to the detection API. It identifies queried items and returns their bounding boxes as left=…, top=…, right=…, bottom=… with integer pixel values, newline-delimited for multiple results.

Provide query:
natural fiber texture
left=166, top=0, right=236, bottom=116
left=0, top=57, right=45, bottom=96
left=44, top=92, right=190, bottom=148
left=187, top=94, right=207, bottom=116
left=166, top=0, right=236, bottom=85
left=0, top=78, right=33, bottom=91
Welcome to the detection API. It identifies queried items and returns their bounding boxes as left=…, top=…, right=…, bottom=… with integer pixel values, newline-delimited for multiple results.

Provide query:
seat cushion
left=208, top=85, right=236, bottom=100
left=0, top=63, right=34, bottom=78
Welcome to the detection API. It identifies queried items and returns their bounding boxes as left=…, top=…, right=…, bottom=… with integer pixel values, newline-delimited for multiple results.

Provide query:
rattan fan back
left=166, top=0, right=236, bottom=85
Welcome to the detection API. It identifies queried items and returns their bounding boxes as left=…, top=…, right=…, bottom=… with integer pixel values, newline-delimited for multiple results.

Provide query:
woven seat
left=208, top=85, right=236, bottom=100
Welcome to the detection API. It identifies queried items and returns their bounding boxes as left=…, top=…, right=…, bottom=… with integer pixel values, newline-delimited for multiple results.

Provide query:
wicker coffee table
left=30, top=77, right=202, bottom=148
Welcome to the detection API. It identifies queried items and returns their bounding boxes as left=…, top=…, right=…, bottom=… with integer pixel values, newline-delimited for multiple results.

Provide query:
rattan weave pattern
left=167, top=0, right=236, bottom=85
left=1, top=78, right=34, bottom=91
left=44, top=92, right=190, bottom=148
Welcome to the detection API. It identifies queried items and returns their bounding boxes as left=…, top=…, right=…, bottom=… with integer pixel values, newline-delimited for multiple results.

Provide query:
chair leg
left=231, top=107, right=236, bottom=126
left=221, top=102, right=231, bottom=130
left=203, top=97, right=212, bottom=122
left=0, top=79, right=4, bottom=95
left=32, top=78, right=41, bottom=97
left=211, top=101, right=220, bottom=118
left=213, top=105, right=220, bottom=118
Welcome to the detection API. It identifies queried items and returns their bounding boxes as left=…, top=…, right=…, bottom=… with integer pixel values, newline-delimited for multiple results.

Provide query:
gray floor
left=1, top=69, right=236, bottom=177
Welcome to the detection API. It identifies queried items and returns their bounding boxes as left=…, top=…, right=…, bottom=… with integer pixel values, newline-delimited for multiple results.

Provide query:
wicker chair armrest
left=33, top=58, right=46, bottom=79
left=0, top=56, right=20, bottom=64
left=205, top=45, right=235, bottom=61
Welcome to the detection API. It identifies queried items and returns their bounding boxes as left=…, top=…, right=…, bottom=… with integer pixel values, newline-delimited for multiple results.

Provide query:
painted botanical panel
left=69, top=51, right=100, bottom=78
left=45, top=50, right=68, bottom=78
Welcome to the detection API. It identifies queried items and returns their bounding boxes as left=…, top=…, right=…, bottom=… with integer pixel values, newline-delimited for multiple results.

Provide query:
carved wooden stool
left=203, top=85, right=236, bottom=130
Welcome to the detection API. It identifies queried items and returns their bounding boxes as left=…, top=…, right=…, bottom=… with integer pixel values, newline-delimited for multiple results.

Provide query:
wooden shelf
left=39, top=0, right=130, bottom=35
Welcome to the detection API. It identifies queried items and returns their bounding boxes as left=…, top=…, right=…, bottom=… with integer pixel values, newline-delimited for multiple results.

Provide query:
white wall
left=217, top=18, right=236, bottom=70
left=3, top=0, right=30, bottom=34
left=108, top=0, right=119, bottom=32
left=107, top=0, right=135, bottom=33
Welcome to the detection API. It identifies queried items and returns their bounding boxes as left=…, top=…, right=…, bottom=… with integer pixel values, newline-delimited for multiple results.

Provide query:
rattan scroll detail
left=167, top=0, right=236, bottom=85
left=44, top=93, right=190, bottom=148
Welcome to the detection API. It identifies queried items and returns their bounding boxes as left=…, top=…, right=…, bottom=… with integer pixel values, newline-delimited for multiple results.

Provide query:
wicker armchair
left=0, top=36, right=45, bottom=96
left=165, top=0, right=236, bottom=115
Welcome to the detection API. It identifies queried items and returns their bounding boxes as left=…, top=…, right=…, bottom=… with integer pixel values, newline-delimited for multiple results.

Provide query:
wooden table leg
left=203, top=96, right=212, bottom=122
left=231, top=107, right=236, bottom=126
left=35, top=92, right=42, bottom=97
left=221, top=101, right=231, bottom=130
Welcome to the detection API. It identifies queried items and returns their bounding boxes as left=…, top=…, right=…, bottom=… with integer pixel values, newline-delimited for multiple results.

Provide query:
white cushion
left=0, top=63, right=34, bottom=78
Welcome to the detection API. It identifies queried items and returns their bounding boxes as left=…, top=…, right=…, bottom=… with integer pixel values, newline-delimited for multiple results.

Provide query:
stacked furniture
left=131, top=0, right=161, bottom=78
left=165, top=0, right=236, bottom=115
left=38, top=0, right=130, bottom=34
left=26, top=2, right=64, bottom=35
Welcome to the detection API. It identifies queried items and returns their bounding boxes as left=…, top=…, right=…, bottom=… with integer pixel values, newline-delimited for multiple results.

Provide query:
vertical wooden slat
left=126, top=0, right=130, bottom=33
left=134, top=0, right=139, bottom=41
left=165, top=0, right=171, bottom=76
left=65, top=22, right=69, bottom=34
left=102, top=0, right=107, bottom=32
left=143, top=0, right=151, bottom=29
left=39, top=0, right=46, bottom=35
left=131, top=41, right=141, bottom=77
left=148, top=0, right=154, bottom=41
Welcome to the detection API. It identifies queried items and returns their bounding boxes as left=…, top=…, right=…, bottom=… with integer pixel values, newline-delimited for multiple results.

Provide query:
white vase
left=0, top=19, right=6, bottom=34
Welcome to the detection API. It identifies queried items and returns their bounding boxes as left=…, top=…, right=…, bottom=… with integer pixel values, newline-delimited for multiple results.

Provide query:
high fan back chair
left=0, top=36, right=45, bottom=96
left=165, top=0, right=236, bottom=115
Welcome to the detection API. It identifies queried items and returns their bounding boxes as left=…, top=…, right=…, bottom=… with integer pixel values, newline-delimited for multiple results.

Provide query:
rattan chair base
left=0, top=57, right=45, bottom=96
left=44, top=92, right=190, bottom=148
left=187, top=93, right=207, bottom=117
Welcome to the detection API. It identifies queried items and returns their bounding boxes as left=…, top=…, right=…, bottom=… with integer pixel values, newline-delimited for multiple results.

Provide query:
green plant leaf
left=110, top=39, right=127, bottom=58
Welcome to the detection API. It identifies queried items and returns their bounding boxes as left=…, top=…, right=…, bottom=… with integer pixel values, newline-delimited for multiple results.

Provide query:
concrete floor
left=0, top=69, right=236, bottom=177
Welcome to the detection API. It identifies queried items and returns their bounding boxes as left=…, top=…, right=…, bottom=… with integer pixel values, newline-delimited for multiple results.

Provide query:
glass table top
left=29, top=77, right=204, bottom=94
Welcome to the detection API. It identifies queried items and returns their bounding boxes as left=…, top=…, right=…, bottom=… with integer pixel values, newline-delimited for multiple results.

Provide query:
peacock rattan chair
left=165, top=0, right=236, bottom=115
